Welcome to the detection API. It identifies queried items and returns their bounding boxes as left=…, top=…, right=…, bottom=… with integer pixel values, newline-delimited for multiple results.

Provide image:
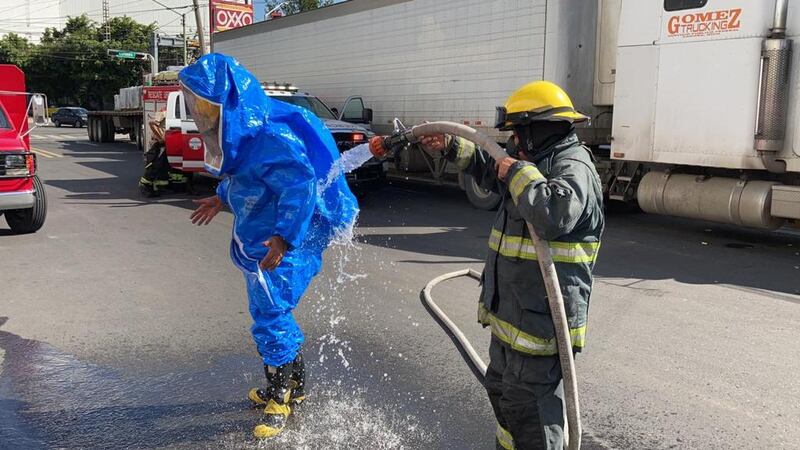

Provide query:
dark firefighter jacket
left=446, top=132, right=604, bottom=355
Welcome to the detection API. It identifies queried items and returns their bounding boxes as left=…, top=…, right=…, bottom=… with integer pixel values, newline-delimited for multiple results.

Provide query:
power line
left=0, top=6, right=196, bottom=24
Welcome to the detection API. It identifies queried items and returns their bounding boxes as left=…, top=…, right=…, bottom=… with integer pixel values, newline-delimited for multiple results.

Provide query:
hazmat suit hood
left=179, top=53, right=265, bottom=177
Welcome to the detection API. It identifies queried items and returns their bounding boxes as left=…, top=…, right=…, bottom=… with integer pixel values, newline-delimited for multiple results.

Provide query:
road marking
left=31, top=147, right=61, bottom=158
left=31, top=134, right=86, bottom=141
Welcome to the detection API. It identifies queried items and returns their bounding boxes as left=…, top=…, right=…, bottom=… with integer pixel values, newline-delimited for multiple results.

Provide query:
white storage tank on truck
left=213, top=0, right=800, bottom=228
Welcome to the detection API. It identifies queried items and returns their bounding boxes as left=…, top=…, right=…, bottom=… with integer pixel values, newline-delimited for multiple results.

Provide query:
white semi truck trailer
left=213, top=0, right=800, bottom=229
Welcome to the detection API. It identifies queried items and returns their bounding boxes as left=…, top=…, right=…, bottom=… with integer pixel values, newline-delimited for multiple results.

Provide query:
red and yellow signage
left=210, top=1, right=254, bottom=33
left=667, top=8, right=742, bottom=38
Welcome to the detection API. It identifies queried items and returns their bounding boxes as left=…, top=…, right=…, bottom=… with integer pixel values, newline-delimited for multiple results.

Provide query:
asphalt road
left=1, top=126, right=799, bottom=449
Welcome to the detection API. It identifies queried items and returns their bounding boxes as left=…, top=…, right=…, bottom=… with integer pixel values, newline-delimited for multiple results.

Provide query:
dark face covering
left=513, top=121, right=573, bottom=161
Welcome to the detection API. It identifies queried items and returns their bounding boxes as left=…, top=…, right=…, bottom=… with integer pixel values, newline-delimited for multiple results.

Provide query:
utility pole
left=182, top=14, right=188, bottom=65
left=150, top=32, right=159, bottom=73
left=192, top=0, right=207, bottom=56
left=102, top=0, right=111, bottom=41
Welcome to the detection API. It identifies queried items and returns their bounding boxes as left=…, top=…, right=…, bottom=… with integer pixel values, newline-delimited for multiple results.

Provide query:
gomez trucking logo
left=667, top=8, right=742, bottom=38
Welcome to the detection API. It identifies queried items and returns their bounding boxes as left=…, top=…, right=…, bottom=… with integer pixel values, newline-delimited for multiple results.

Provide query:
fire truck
left=0, top=65, right=48, bottom=234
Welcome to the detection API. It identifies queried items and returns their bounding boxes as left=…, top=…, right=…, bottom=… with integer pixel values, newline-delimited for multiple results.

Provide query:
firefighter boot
left=290, top=352, right=306, bottom=405
left=253, top=363, right=293, bottom=439
left=249, top=353, right=306, bottom=406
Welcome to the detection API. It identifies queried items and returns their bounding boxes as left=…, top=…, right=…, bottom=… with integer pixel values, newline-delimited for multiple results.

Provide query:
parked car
left=52, top=107, right=88, bottom=128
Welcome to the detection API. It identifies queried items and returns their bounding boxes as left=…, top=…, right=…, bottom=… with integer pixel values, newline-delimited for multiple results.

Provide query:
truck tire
left=96, top=119, right=105, bottom=142
left=464, top=173, right=501, bottom=210
left=5, top=175, right=47, bottom=234
left=87, top=118, right=94, bottom=141
left=136, top=121, right=144, bottom=151
left=96, top=119, right=104, bottom=142
left=105, top=118, right=116, bottom=143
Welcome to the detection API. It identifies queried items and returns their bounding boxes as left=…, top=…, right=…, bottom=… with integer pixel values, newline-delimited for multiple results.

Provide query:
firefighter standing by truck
left=139, top=113, right=191, bottom=197
left=421, top=81, right=604, bottom=450
left=139, top=114, right=170, bottom=197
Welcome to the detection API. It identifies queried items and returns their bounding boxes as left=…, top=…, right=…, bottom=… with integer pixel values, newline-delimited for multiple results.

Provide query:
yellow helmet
left=495, top=80, right=588, bottom=130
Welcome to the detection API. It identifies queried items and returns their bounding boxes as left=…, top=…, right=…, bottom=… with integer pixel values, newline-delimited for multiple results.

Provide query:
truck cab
left=0, top=65, right=48, bottom=234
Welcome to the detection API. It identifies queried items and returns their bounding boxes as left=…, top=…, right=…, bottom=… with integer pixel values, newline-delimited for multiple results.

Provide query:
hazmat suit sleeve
left=216, top=177, right=230, bottom=206
left=505, top=158, right=592, bottom=240
left=444, top=136, right=504, bottom=195
left=258, top=134, right=317, bottom=249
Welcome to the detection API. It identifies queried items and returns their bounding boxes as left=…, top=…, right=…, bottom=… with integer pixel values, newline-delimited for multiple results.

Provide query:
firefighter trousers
left=485, top=337, right=566, bottom=450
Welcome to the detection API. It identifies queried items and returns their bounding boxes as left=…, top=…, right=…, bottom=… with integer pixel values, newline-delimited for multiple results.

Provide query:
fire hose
left=371, top=122, right=582, bottom=450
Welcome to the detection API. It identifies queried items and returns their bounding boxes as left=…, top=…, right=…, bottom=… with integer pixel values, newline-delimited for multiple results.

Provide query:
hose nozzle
left=369, top=131, right=415, bottom=159
left=369, top=136, right=390, bottom=158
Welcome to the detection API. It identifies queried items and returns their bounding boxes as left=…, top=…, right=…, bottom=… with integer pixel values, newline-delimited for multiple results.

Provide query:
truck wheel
left=136, top=122, right=144, bottom=151
left=97, top=119, right=106, bottom=142
left=87, top=119, right=95, bottom=141
left=5, top=175, right=47, bottom=234
left=105, top=119, right=116, bottom=143
left=96, top=119, right=104, bottom=142
left=464, top=173, right=501, bottom=210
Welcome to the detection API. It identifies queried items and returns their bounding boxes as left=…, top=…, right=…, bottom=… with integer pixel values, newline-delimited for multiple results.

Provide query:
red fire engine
left=0, top=65, right=48, bottom=234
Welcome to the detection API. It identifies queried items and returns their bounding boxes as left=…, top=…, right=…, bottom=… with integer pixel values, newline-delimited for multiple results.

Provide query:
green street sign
left=107, top=49, right=148, bottom=60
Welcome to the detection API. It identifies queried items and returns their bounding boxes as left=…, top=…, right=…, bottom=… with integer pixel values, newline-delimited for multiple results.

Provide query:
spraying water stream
left=317, top=143, right=374, bottom=195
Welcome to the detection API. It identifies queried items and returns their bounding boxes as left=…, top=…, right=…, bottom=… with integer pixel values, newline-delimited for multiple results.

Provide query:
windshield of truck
left=269, top=95, right=337, bottom=120
left=0, top=107, right=10, bottom=129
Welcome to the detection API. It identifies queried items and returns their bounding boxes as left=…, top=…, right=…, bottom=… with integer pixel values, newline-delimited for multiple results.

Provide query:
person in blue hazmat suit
left=181, top=54, right=358, bottom=439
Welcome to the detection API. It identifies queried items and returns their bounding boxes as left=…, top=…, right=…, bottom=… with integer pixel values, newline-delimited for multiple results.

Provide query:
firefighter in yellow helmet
left=421, top=81, right=604, bottom=450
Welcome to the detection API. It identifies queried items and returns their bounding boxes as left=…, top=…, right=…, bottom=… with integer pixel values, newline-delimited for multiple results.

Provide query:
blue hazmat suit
left=180, top=54, right=359, bottom=367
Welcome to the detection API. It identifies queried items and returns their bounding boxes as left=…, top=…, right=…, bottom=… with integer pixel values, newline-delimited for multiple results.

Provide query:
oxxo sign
left=211, top=0, right=254, bottom=33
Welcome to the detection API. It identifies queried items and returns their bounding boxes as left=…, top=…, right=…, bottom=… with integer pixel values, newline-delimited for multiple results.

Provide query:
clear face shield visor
left=182, top=85, right=224, bottom=172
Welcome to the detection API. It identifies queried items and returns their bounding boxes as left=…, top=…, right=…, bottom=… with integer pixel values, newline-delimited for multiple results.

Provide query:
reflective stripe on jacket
left=446, top=132, right=604, bottom=355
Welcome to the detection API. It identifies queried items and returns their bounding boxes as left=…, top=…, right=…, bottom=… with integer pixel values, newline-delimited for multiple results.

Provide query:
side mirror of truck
left=362, top=108, right=373, bottom=124
left=32, top=94, right=48, bottom=126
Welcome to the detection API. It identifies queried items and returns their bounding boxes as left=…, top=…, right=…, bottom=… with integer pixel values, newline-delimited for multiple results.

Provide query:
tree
left=267, top=0, right=334, bottom=16
left=0, top=34, right=33, bottom=68
left=0, top=15, right=175, bottom=109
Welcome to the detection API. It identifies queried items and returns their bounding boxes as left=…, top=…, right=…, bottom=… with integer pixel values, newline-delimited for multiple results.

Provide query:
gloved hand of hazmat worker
left=180, top=53, right=359, bottom=439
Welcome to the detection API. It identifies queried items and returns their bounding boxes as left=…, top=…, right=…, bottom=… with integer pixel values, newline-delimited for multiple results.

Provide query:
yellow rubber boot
left=249, top=353, right=307, bottom=407
left=248, top=381, right=305, bottom=406
left=253, top=390, right=292, bottom=438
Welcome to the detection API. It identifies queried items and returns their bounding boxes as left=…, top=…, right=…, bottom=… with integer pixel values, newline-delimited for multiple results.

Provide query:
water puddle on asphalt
left=0, top=317, right=432, bottom=448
